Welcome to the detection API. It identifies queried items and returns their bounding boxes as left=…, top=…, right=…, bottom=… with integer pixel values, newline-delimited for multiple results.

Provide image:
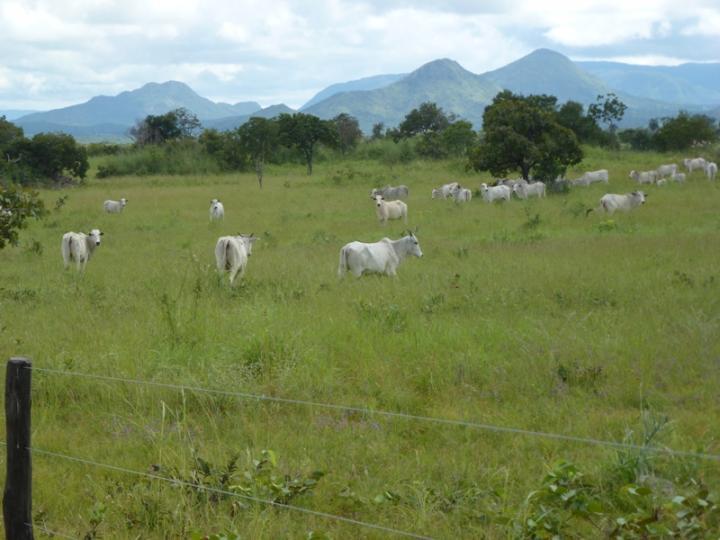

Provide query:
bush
left=95, top=139, right=223, bottom=177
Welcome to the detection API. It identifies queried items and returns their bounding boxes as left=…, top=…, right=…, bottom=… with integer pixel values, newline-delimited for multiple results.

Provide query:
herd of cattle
left=59, top=154, right=717, bottom=280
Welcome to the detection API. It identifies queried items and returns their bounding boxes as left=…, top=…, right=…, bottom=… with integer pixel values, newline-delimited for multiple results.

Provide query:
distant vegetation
left=2, top=89, right=719, bottom=192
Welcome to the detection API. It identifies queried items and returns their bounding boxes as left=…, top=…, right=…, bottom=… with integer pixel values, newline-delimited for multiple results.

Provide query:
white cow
left=215, top=234, right=257, bottom=285
left=684, top=157, right=707, bottom=173
left=589, top=191, right=647, bottom=215
left=432, top=182, right=460, bottom=199
left=571, top=170, right=609, bottom=186
left=451, top=186, right=472, bottom=202
left=629, top=170, right=658, bottom=184
left=370, top=185, right=409, bottom=200
left=670, top=171, right=686, bottom=183
left=656, top=178, right=667, bottom=186
left=373, top=194, right=408, bottom=225
left=61, top=229, right=103, bottom=271
left=103, top=198, right=127, bottom=213
left=338, top=232, right=422, bottom=277
left=479, top=183, right=511, bottom=203
left=705, top=161, right=717, bottom=181
left=656, top=164, right=677, bottom=178
left=210, top=199, right=225, bottom=221
left=513, top=180, right=546, bottom=199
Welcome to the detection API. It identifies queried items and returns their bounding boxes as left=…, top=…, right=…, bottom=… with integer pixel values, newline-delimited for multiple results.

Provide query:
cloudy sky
left=1, top=0, right=719, bottom=111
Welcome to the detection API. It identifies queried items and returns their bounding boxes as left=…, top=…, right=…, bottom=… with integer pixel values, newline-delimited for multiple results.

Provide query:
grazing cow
left=61, top=229, right=103, bottom=271
left=705, top=161, right=717, bottom=181
left=629, top=170, right=658, bottom=184
left=432, top=182, right=460, bottom=199
left=103, top=198, right=127, bottom=213
left=373, top=194, right=408, bottom=225
left=513, top=180, right=546, bottom=199
left=479, top=183, right=511, bottom=202
left=370, top=185, right=409, bottom=200
left=338, top=232, right=422, bottom=277
left=215, top=234, right=257, bottom=285
left=571, top=170, right=609, bottom=186
left=209, top=199, right=225, bottom=221
left=656, top=164, right=677, bottom=178
left=452, top=186, right=472, bottom=202
left=451, top=187, right=472, bottom=202
left=670, top=171, right=686, bottom=183
left=656, top=178, right=668, bottom=186
left=588, top=191, right=647, bottom=216
left=684, top=157, right=707, bottom=173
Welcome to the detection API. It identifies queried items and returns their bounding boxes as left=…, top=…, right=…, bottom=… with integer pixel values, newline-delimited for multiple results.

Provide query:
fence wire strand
left=28, top=365, right=720, bottom=461
left=26, top=522, right=77, bottom=539
left=28, top=446, right=432, bottom=540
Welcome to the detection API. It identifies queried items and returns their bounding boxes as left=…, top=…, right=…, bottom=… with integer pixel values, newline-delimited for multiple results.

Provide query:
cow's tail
left=61, top=235, right=72, bottom=267
left=215, top=238, right=229, bottom=272
left=337, top=246, right=348, bottom=278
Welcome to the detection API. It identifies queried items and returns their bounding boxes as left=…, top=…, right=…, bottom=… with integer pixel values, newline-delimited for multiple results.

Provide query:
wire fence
left=29, top=365, right=720, bottom=461
left=7, top=363, right=720, bottom=539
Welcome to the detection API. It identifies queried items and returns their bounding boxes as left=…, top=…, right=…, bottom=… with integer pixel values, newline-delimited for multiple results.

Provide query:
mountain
left=304, top=58, right=502, bottom=132
left=16, top=81, right=261, bottom=136
left=301, top=73, right=406, bottom=110
left=481, top=48, right=611, bottom=104
left=0, top=109, right=39, bottom=121
left=203, top=104, right=296, bottom=131
left=576, top=61, right=720, bottom=106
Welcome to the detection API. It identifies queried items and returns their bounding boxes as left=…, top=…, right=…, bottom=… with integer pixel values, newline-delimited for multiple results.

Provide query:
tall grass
left=1, top=146, right=719, bottom=537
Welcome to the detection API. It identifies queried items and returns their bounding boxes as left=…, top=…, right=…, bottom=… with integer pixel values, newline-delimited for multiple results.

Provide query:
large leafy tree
left=556, top=101, right=604, bottom=144
left=237, top=117, right=280, bottom=188
left=468, top=90, right=583, bottom=181
left=397, top=102, right=452, bottom=139
left=130, top=107, right=201, bottom=145
left=277, top=113, right=336, bottom=175
left=6, top=133, right=88, bottom=182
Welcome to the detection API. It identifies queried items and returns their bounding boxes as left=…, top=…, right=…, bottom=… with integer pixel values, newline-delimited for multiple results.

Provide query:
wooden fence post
left=3, top=357, right=33, bottom=540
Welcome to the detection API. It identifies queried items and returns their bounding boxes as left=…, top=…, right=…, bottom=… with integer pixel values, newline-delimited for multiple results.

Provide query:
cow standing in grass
left=338, top=232, right=422, bottom=277
left=215, top=234, right=257, bottom=285
left=61, top=229, right=104, bottom=271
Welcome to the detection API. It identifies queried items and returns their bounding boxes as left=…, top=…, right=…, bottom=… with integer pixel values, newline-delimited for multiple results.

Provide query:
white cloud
left=0, top=0, right=718, bottom=110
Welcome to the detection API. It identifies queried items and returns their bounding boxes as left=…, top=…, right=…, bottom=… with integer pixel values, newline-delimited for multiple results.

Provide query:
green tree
left=0, top=183, right=47, bottom=249
left=397, top=102, right=451, bottom=139
left=237, top=117, right=280, bottom=188
left=556, top=101, right=603, bottom=144
left=277, top=113, right=336, bottom=175
left=588, top=93, right=627, bottom=133
left=332, top=113, right=363, bottom=155
left=371, top=122, right=385, bottom=140
left=0, top=116, right=24, bottom=155
left=8, top=133, right=89, bottom=182
left=468, top=90, right=583, bottom=181
left=440, top=120, right=477, bottom=156
left=651, top=112, right=718, bottom=151
left=130, top=108, right=200, bottom=145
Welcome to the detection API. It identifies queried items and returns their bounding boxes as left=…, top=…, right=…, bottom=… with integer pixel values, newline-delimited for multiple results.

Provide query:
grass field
left=1, top=146, right=720, bottom=538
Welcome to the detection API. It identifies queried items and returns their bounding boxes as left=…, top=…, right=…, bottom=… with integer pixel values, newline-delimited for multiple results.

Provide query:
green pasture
left=1, top=147, right=719, bottom=538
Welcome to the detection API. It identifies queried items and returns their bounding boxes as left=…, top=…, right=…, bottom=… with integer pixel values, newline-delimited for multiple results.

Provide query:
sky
left=1, top=0, right=719, bottom=111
